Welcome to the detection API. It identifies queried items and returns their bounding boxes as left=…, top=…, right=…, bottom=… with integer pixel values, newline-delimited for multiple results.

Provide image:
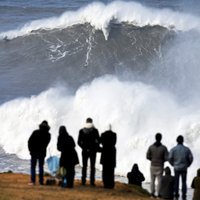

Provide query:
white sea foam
left=1, top=1, right=200, bottom=40
left=0, top=76, right=199, bottom=182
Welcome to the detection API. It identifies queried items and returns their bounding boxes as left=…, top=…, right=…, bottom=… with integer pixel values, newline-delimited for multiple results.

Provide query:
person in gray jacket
left=146, top=133, right=168, bottom=198
left=168, top=135, right=193, bottom=200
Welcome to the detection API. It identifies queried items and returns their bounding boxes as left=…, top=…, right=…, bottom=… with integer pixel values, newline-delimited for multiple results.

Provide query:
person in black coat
left=28, top=120, right=51, bottom=185
left=57, top=126, right=79, bottom=188
left=159, top=167, right=175, bottom=200
left=78, top=118, right=100, bottom=186
left=100, top=125, right=117, bottom=189
left=127, top=163, right=145, bottom=187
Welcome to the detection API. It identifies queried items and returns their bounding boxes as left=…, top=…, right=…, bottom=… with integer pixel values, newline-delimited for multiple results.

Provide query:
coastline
left=0, top=172, right=150, bottom=200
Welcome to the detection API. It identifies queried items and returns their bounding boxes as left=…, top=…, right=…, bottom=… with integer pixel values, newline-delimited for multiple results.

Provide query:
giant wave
left=1, top=1, right=200, bottom=185
left=1, top=1, right=200, bottom=40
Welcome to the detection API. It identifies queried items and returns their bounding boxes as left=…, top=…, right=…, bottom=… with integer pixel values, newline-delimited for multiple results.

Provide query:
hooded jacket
left=191, top=169, right=200, bottom=200
left=28, top=124, right=51, bottom=158
left=57, top=131, right=79, bottom=167
left=78, top=123, right=100, bottom=152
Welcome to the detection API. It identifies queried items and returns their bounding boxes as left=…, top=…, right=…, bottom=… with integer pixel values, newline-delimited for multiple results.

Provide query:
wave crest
left=1, top=1, right=200, bottom=40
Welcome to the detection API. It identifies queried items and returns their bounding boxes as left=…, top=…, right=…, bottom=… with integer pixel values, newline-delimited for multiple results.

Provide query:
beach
left=0, top=173, right=150, bottom=200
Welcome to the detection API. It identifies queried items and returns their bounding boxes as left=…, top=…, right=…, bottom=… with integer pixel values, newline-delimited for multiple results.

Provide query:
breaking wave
left=1, top=1, right=200, bottom=40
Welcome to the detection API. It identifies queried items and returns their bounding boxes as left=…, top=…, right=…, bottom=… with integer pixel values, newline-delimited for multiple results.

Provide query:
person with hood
left=191, top=168, right=200, bottom=200
left=127, top=163, right=145, bottom=187
left=100, top=124, right=117, bottom=189
left=146, top=133, right=168, bottom=198
left=159, top=166, right=175, bottom=199
left=168, top=135, right=193, bottom=200
left=28, top=120, right=51, bottom=185
left=78, top=118, right=100, bottom=186
left=57, top=126, right=79, bottom=188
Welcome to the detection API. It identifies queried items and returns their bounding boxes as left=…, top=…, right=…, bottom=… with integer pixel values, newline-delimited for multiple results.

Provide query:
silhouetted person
left=78, top=118, right=100, bottom=186
left=28, top=120, right=51, bottom=185
left=127, top=163, right=145, bottom=187
left=191, top=168, right=200, bottom=200
left=169, top=135, right=193, bottom=200
left=146, top=133, right=168, bottom=198
left=57, top=126, right=79, bottom=188
left=100, top=125, right=117, bottom=189
left=159, top=167, right=175, bottom=199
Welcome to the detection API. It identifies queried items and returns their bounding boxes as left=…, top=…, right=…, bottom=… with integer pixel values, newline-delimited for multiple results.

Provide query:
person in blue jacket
left=168, top=135, right=193, bottom=200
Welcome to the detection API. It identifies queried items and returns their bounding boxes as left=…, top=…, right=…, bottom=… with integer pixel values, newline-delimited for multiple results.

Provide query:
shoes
left=156, top=194, right=161, bottom=199
left=28, top=182, right=35, bottom=186
left=174, top=194, right=179, bottom=199
left=90, top=183, right=96, bottom=187
left=82, top=182, right=86, bottom=186
left=182, top=195, right=187, bottom=200
left=150, top=193, right=157, bottom=198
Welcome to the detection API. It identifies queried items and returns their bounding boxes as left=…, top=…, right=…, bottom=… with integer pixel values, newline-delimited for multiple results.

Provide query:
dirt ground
left=0, top=173, right=151, bottom=200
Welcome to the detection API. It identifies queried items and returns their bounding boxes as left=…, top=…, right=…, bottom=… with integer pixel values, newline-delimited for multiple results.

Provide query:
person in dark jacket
left=100, top=125, right=117, bottom=189
left=78, top=118, right=100, bottom=186
left=146, top=133, right=168, bottom=198
left=191, top=168, right=200, bottom=200
left=57, top=126, right=79, bottom=188
left=28, top=120, right=51, bottom=185
left=168, top=135, right=193, bottom=200
left=127, top=163, right=145, bottom=187
left=159, top=167, right=175, bottom=199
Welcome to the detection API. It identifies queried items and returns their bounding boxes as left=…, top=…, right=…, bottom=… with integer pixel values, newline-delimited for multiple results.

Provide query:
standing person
left=127, top=163, right=145, bottom=187
left=28, top=120, right=51, bottom=185
left=57, top=126, right=79, bottom=188
left=146, top=133, right=168, bottom=198
left=168, top=135, right=193, bottom=200
left=159, top=166, right=175, bottom=200
left=191, top=168, right=200, bottom=200
left=78, top=118, right=100, bottom=186
left=100, top=125, right=117, bottom=189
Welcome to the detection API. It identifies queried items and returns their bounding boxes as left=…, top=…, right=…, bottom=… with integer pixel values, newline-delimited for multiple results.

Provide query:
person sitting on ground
left=191, top=168, right=200, bottom=200
left=127, top=163, right=145, bottom=187
left=159, top=166, right=175, bottom=200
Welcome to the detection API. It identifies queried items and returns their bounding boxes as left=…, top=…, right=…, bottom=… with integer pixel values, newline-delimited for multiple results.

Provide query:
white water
left=1, top=1, right=200, bottom=40
left=0, top=76, right=199, bottom=183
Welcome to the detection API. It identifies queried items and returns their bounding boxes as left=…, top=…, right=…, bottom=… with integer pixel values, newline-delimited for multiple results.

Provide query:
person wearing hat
left=168, top=135, right=193, bottom=200
left=159, top=166, right=175, bottom=199
left=78, top=118, right=100, bottom=186
left=28, top=120, right=51, bottom=185
left=191, top=168, right=200, bottom=200
left=127, top=163, right=145, bottom=187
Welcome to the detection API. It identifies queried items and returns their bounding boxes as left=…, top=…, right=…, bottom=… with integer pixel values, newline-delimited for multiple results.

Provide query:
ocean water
left=0, top=0, right=200, bottom=198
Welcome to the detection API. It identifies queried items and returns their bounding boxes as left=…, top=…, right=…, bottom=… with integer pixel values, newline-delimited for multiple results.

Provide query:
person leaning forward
left=78, top=118, right=100, bottom=186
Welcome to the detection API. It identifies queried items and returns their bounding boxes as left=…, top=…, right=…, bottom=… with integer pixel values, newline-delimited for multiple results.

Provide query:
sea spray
left=0, top=76, right=199, bottom=182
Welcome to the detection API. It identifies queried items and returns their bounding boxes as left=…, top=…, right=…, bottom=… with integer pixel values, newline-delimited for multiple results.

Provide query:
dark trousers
left=82, top=150, right=96, bottom=185
left=65, top=165, right=75, bottom=188
left=102, top=165, right=115, bottom=188
left=174, top=170, right=187, bottom=198
left=31, top=156, right=44, bottom=184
